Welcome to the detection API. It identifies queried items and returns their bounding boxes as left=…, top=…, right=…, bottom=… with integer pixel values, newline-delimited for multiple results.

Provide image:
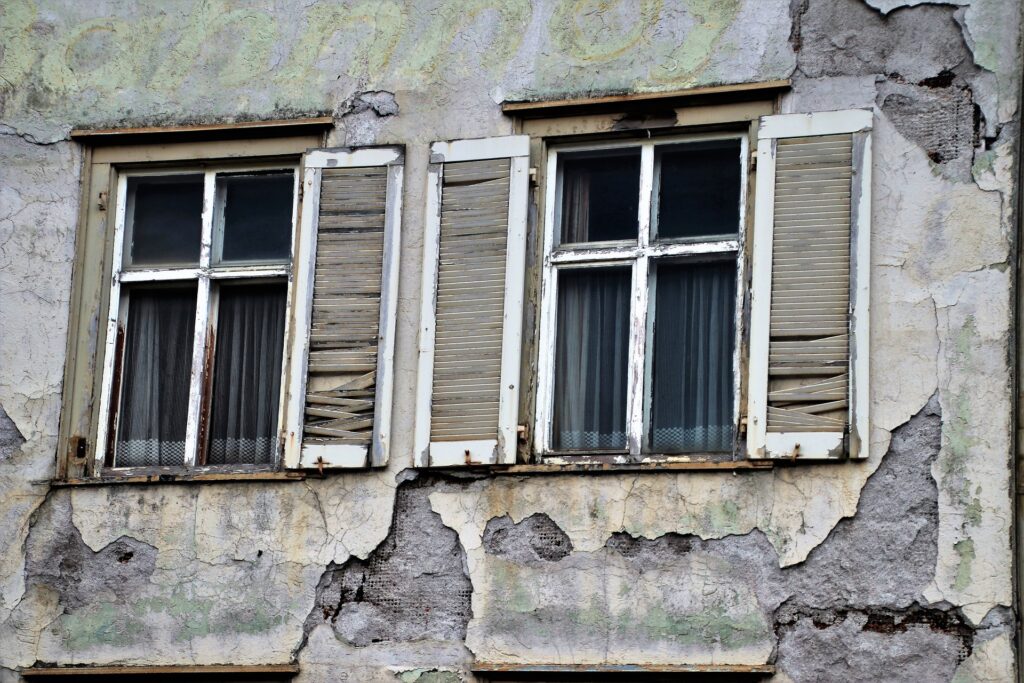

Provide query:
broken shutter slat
left=415, top=135, right=529, bottom=467
left=747, top=110, right=871, bottom=460
left=282, top=146, right=403, bottom=469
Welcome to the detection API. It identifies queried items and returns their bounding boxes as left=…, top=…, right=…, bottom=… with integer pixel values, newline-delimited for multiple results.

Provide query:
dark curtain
left=553, top=268, right=630, bottom=450
left=649, top=261, right=735, bottom=452
left=207, top=283, right=287, bottom=465
left=115, top=287, right=196, bottom=467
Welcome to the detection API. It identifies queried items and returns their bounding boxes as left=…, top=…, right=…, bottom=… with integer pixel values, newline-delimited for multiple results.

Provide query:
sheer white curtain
left=649, top=261, right=735, bottom=452
left=207, top=283, right=287, bottom=465
left=115, top=287, right=196, bottom=467
left=553, top=268, right=630, bottom=450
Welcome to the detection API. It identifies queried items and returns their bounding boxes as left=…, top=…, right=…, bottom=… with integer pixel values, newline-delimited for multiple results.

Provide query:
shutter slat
left=429, top=158, right=510, bottom=442
left=765, top=132, right=854, bottom=440
left=302, top=166, right=388, bottom=449
left=416, top=136, right=528, bottom=466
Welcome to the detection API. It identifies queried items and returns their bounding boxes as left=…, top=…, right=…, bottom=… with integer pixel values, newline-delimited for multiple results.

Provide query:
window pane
left=217, top=172, right=294, bottom=264
left=207, top=283, right=287, bottom=465
left=649, top=261, right=735, bottom=453
left=126, top=175, right=203, bottom=266
left=654, top=140, right=741, bottom=240
left=115, top=286, right=197, bottom=467
left=559, top=148, right=640, bottom=244
left=553, top=268, right=630, bottom=451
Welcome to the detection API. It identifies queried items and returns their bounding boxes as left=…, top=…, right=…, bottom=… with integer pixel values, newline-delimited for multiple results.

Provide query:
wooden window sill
left=23, top=663, right=299, bottom=678
left=52, top=468, right=305, bottom=487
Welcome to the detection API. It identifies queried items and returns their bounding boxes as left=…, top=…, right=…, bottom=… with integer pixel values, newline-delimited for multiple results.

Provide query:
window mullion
left=626, top=143, right=655, bottom=457
left=183, top=171, right=217, bottom=467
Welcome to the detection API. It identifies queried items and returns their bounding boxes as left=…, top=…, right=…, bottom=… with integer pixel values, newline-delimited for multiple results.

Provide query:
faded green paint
left=954, top=538, right=975, bottom=591
left=942, top=317, right=978, bottom=511
left=129, top=588, right=284, bottom=642
left=0, top=0, right=766, bottom=138
left=61, top=603, right=144, bottom=650
left=549, top=0, right=662, bottom=62
left=639, top=605, right=768, bottom=648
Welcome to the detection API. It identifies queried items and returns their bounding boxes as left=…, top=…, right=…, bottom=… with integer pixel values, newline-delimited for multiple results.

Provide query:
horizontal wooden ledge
left=472, top=663, right=775, bottom=674
left=501, top=80, right=790, bottom=118
left=53, top=470, right=306, bottom=487
left=71, top=116, right=334, bottom=144
left=23, top=663, right=299, bottom=677
left=492, top=460, right=773, bottom=475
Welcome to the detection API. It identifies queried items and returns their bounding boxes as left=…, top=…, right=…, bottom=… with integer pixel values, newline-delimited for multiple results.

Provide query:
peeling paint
left=0, top=0, right=1020, bottom=679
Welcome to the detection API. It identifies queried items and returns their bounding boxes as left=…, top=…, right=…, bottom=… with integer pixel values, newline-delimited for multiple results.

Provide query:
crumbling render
left=301, top=482, right=472, bottom=650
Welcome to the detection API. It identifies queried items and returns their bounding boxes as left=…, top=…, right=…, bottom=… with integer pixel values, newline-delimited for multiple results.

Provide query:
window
left=536, top=135, right=747, bottom=460
left=57, top=123, right=408, bottom=481
left=96, top=166, right=299, bottom=469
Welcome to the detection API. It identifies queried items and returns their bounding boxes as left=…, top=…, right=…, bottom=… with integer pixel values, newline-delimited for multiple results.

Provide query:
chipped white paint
left=429, top=135, right=530, bottom=163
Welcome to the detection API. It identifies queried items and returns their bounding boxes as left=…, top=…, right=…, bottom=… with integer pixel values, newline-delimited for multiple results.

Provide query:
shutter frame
left=415, top=135, right=530, bottom=467
left=747, top=110, right=871, bottom=460
left=282, top=146, right=404, bottom=469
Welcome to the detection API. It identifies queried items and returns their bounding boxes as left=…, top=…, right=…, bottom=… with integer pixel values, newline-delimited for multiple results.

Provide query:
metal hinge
left=98, top=191, right=108, bottom=212
left=750, top=150, right=757, bottom=172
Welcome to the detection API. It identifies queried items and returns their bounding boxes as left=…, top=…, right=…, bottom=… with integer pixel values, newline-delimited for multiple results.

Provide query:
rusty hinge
left=750, top=150, right=757, bottom=172
left=98, top=191, right=108, bottom=212
left=528, top=167, right=538, bottom=188
left=516, top=423, right=529, bottom=446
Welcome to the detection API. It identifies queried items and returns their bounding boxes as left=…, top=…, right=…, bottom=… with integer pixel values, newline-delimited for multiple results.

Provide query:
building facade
left=0, top=1, right=1022, bottom=681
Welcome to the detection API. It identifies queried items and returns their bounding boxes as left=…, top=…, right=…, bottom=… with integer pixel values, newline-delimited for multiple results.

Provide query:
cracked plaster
left=0, top=0, right=1020, bottom=678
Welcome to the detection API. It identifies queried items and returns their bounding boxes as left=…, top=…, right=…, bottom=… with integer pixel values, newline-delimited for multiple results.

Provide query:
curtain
left=650, top=261, right=735, bottom=452
left=561, top=168, right=590, bottom=244
left=115, top=287, right=196, bottom=467
left=207, top=283, right=287, bottom=465
left=553, top=268, right=630, bottom=450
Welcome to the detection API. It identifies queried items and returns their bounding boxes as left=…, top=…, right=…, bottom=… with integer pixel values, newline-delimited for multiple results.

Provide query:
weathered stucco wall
left=0, top=1, right=1020, bottom=681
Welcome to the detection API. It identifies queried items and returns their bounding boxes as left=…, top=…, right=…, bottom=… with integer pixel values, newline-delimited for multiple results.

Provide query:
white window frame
left=534, top=133, right=749, bottom=460
left=94, top=162, right=301, bottom=472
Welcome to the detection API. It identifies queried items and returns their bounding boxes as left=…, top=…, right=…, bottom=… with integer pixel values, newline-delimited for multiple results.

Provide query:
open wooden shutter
left=282, top=146, right=404, bottom=469
left=414, top=136, right=529, bottom=466
left=747, top=110, right=871, bottom=460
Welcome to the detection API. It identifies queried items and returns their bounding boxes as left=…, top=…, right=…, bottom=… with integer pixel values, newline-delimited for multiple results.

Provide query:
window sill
left=496, top=459, right=773, bottom=475
left=53, top=467, right=305, bottom=487
left=472, top=662, right=774, bottom=676
left=23, top=664, right=299, bottom=678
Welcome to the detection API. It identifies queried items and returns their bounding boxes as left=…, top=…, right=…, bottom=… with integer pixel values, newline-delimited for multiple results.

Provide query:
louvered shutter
left=415, top=136, right=529, bottom=466
left=282, top=147, right=404, bottom=469
left=746, top=110, right=871, bottom=460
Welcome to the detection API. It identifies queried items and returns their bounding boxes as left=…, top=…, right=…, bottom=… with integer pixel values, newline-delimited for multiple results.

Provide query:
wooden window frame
left=57, top=126, right=328, bottom=482
left=95, top=162, right=300, bottom=473
left=533, top=133, right=749, bottom=462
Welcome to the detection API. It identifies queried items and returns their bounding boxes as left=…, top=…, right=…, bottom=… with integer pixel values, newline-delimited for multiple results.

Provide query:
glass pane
left=115, top=286, right=197, bottom=467
left=553, top=268, right=630, bottom=451
left=126, top=175, right=203, bottom=266
left=559, top=148, right=640, bottom=244
left=654, top=140, right=741, bottom=240
left=217, top=173, right=294, bottom=264
left=207, top=282, right=287, bottom=465
left=648, top=261, right=736, bottom=453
